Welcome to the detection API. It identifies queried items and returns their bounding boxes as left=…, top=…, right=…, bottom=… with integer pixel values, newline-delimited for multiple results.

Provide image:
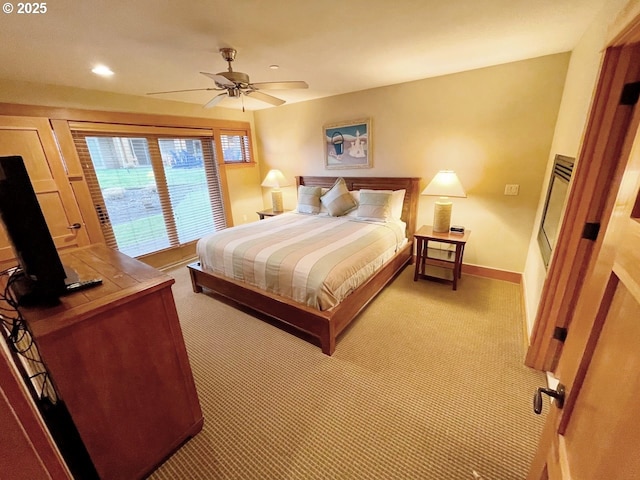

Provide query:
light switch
left=504, top=184, right=519, bottom=196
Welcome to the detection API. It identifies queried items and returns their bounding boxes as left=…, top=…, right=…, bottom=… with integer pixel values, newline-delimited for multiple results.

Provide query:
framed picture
left=323, top=118, right=371, bottom=169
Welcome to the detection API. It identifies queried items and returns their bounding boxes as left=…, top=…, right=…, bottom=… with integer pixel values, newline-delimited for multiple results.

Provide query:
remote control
left=64, top=278, right=103, bottom=293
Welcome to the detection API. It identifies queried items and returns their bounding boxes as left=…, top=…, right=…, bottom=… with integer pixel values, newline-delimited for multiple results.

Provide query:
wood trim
left=0, top=344, right=72, bottom=479
left=462, top=263, right=522, bottom=284
left=220, top=161, right=257, bottom=168
left=50, top=119, right=107, bottom=245
left=67, top=121, right=213, bottom=137
left=520, top=277, right=531, bottom=351
left=525, top=42, right=640, bottom=371
left=0, top=102, right=251, bottom=130
left=138, top=242, right=198, bottom=270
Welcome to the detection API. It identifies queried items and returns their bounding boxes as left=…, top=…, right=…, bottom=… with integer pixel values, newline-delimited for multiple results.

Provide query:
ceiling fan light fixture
left=219, top=47, right=237, bottom=63
left=147, top=48, right=308, bottom=110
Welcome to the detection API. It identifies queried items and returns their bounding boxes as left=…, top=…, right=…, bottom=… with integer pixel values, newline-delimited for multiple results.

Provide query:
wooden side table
left=257, top=208, right=290, bottom=220
left=414, top=225, right=471, bottom=290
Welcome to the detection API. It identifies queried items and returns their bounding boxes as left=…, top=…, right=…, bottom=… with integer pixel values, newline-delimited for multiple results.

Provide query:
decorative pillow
left=356, top=190, right=393, bottom=222
left=319, top=188, right=330, bottom=214
left=297, top=185, right=321, bottom=214
left=344, top=190, right=361, bottom=217
left=321, top=178, right=357, bottom=216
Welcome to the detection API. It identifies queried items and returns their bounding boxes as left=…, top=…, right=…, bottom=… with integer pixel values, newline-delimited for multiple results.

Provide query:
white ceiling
left=0, top=0, right=606, bottom=111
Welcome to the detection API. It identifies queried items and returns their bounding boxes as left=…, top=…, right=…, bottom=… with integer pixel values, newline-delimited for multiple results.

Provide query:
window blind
left=217, top=130, right=252, bottom=164
left=71, top=129, right=227, bottom=258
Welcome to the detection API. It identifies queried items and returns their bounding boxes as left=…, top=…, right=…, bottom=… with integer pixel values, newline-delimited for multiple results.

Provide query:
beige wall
left=521, top=0, right=635, bottom=336
left=0, top=52, right=582, bottom=276
left=0, top=79, right=264, bottom=225
left=254, top=54, right=569, bottom=272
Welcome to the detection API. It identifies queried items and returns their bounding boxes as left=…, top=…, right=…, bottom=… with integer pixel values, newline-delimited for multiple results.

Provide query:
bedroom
left=2, top=0, right=640, bottom=478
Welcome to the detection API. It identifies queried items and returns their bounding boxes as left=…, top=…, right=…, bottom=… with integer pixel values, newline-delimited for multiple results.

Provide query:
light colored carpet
left=149, top=265, right=546, bottom=479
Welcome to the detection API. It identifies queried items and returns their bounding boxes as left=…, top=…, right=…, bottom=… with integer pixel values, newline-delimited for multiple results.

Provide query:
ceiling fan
left=147, top=48, right=308, bottom=109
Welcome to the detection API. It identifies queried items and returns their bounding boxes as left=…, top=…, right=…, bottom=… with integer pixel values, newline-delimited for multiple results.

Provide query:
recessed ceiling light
left=269, top=64, right=279, bottom=70
left=91, top=65, right=114, bottom=77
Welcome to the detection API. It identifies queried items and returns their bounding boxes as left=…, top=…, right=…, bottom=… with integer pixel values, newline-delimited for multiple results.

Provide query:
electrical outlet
left=504, top=184, right=519, bottom=196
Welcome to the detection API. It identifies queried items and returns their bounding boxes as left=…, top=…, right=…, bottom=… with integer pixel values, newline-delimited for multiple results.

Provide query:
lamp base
left=433, top=200, right=452, bottom=233
left=271, top=190, right=284, bottom=213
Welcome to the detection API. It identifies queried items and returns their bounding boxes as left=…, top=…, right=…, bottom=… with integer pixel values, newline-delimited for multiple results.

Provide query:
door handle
left=533, top=383, right=565, bottom=414
left=67, top=223, right=82, bottom=230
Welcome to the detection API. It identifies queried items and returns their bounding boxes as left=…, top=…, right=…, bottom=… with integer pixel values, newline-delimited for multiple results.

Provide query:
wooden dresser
left=17, top=244, right=203, bottom=479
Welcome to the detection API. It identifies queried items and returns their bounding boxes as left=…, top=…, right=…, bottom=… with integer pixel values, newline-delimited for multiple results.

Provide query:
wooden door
left=527, top=83, right=640, bottom=479
left=0, top=116, right=90, bottom=269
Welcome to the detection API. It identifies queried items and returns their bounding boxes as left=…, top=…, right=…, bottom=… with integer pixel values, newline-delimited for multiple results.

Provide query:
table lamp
left=421, top=170, right=466, bottom=233
left=261, top=169, right=290, bottom=213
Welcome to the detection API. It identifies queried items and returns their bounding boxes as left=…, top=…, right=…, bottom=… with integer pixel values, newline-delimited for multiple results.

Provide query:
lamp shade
left=261, top=169, right=290, bottom=188
left=421, top=170, right=466, bottom=198
left=422, top=170, right=466, bottom=233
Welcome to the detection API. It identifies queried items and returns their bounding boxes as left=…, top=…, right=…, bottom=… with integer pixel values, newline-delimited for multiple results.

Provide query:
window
left=216, top=129, right=253, bottom=164
left=71, top=126, right=227, bottom=258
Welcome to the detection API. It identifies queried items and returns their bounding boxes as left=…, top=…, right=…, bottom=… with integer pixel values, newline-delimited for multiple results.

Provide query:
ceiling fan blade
left=244, top=90, right=286, bottom=106
left=250, top=81, right=309, bottom=90
left=203, top=93, right=227, bottom=109
left=147, top=87, right=218, bottom=95
left=200, top=72, right=235, bottom=87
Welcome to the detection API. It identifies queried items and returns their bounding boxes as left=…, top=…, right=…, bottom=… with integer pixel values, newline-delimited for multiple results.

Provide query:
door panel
left=0, top=117, right=89, bottom=269
left=563, top=278, right=640, bottom=479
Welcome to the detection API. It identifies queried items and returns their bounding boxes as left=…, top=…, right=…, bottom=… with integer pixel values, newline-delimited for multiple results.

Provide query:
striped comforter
left=196, top=213, right=406, bottom=310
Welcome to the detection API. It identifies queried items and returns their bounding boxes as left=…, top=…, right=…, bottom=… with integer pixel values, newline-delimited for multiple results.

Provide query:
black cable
left=0, top=267, right=57, bottom=403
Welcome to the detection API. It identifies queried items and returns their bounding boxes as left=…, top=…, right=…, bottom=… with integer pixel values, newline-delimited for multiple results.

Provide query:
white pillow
left=356, top=190, right=393, bottom=222
left=343, top=191, right=361, bottom=217
left=391, top=189, right=406, bottom=219
left=317, top=187, right=403, bottom=218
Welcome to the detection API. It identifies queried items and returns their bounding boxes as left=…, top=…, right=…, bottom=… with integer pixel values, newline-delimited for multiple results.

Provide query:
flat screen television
left=0, top=155, right=68, bottom=305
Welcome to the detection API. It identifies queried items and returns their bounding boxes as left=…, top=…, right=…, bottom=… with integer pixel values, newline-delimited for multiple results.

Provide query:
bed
left=187, top=176, right=420, bottom=355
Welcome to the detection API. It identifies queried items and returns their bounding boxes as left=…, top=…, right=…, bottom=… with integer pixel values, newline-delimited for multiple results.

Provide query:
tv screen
left=0, top=155, right=67, bottom=305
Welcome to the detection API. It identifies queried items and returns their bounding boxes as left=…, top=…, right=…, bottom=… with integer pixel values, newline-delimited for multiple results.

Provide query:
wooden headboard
left=296, top=176, right=421, bottom=239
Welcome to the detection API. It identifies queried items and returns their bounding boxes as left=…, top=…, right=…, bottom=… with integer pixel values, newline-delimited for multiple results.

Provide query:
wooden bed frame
left=187, top=176, right=420, bottom=355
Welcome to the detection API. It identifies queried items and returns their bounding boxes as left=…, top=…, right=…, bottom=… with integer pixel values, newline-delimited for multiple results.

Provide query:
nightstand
left=257, top=208, right=290, bottom=220
left=414, top=225, right=471, bottom=290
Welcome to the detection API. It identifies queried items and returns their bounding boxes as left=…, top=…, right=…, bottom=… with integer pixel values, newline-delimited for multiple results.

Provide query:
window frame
left=0, top=104, right=256, bottom=268
left=71, top=129, right=227, bottom=258
left=213, top=127, right=255, bottom=167
left=63, top=120, right=255, bottom=266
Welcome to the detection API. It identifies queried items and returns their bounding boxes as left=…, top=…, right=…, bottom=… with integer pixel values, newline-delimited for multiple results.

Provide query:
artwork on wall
left=323, top=119, right=371, bottom=169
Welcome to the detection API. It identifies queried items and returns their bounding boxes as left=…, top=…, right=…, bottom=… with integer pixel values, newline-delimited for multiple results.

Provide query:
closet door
left=0, top=116, right=89, bottom=270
